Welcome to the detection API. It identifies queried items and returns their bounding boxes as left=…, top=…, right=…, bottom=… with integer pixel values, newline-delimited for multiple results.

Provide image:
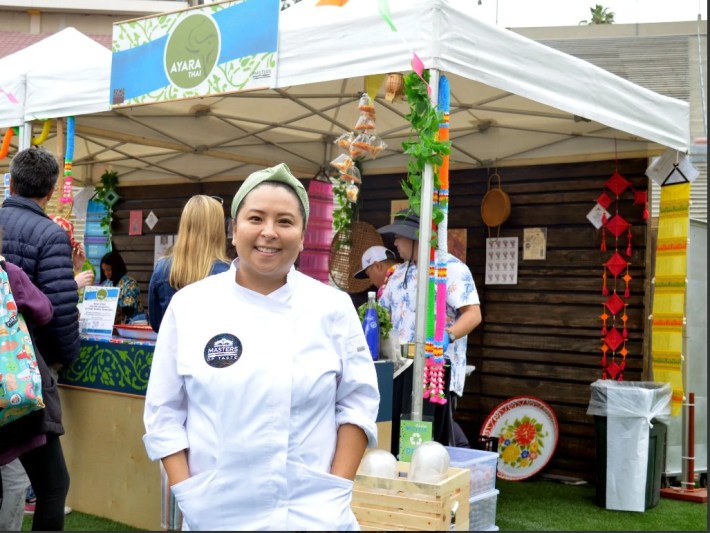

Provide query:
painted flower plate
left=480, top=396, right=559, bottom=481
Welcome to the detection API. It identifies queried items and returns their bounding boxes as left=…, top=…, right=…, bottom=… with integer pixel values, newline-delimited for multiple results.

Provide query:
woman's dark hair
left=99, top=250, right=128, bottom=285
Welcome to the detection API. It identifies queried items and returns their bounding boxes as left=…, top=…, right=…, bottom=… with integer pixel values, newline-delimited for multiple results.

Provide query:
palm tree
left=579, top=4, right=615, bottom=25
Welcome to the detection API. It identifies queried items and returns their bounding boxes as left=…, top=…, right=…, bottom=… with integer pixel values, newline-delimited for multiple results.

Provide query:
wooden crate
left=351, top=462, right=470, bottom=531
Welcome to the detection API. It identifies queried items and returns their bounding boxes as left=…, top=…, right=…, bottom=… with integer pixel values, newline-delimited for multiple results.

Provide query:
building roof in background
left=537, top=35, right=690, bottom=101
left=0, top=30, right=110, bottom=59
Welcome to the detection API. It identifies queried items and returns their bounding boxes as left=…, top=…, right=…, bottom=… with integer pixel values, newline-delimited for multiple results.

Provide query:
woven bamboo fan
left=329, top=221, right=383, bottom=293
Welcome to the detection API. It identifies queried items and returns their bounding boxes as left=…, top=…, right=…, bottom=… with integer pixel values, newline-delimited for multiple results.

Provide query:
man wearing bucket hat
left=377, top=208, right=481, bottom=447
left=353, top=245, right=398, bottom=298
left=144, top=163, right=379, bottom=531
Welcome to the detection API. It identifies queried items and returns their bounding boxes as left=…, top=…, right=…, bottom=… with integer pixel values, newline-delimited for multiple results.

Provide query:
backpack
left=0, top=264, right=44, bottom=427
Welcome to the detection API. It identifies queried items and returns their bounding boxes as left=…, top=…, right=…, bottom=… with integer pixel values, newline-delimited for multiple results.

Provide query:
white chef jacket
left=143, top=263, right=380, bottom=531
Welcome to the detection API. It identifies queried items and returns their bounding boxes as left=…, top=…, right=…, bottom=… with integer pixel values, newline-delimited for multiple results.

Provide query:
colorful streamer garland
left=31, top=119, right=52, bottom=146
left=60, top=116, right=75, bottom=205
left=0, top=127, right=15, bottom=160
left=422, top=75, right=450, bottom=404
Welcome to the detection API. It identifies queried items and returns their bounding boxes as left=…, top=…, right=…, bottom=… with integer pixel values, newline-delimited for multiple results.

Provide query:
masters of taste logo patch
left=204, top=333, right=242, bottom=368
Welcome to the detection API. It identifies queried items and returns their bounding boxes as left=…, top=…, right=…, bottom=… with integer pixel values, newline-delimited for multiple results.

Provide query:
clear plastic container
left=445, top=446, right=498, bottom=497
left=469, top=489, right=499, bottom=531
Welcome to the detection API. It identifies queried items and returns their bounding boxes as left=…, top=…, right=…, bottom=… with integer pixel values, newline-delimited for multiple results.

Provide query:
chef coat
left=143, top=263, right=380, bottom=531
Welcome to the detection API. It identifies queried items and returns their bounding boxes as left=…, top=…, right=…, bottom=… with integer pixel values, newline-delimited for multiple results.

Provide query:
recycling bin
left=587, top=380, right=672, bottom=512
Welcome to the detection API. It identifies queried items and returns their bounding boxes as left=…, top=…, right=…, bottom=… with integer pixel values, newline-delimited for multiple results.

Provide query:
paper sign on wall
left=154, top=235, right=175, bottom=266
left=485, top=237, right=518, bottom=285
left=523, top=228, right=547, bottom=260
left=129, top=210, right=143, bottom=235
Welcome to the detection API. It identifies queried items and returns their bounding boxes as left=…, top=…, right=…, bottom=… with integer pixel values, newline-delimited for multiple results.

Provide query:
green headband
left=230, top=163, right=309, bottom=223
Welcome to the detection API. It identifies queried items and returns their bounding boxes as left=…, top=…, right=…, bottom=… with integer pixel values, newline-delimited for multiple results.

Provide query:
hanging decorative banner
left=110, top=0, right=279, bottom=107
left=651, top=182, right=690, bottom=417
left=485, top=237, right=518, bottom=285
left=594, top=151, right=652, bottom=381
left=646, top=149, right=699, bottom=186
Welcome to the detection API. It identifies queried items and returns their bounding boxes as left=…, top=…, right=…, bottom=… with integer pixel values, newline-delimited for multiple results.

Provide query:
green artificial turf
left=20, top=479, right=708, bottom=531
left=22, top=511, right=144, bottom=531
left=496, top=478, right=708, bottom=531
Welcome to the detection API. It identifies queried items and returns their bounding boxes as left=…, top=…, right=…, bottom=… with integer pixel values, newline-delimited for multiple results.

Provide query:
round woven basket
left=481, top=173, right=511, bottom=228
left=329, top=221, right=383, bottom=293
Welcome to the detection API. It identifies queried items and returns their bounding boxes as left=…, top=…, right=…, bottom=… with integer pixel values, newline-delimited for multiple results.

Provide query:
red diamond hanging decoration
left=605, top=252, right=628, bottom=277
left=605, top=328, right=624, bottom=351
left=605, top=293, right=625, bottom=315
left=605, top=171, right=631, bottom=197
left=606, top=359, right=622, bottom=379
left=596, top=191, right=613, bottom=209
left=605, top=214, right=630, bottom=238
left=633, top=190, right=647, bottom=206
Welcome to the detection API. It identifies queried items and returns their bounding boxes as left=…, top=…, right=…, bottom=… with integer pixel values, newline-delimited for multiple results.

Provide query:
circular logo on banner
left=164, top=13, right=220, bottom=89
left=204, top=334, right=242, bottom=368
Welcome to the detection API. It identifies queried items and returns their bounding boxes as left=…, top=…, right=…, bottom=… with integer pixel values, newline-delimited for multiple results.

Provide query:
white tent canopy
left=0, top=0, right=689, bottom=185
left=0, top=27, right=111, bottom=130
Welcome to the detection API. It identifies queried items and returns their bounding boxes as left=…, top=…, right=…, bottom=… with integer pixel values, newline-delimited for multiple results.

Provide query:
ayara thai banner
left=110, top=0, right=279, bottom=107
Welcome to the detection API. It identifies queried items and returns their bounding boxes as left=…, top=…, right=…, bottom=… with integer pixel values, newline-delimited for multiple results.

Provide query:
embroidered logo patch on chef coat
left=204, top=334, right=242, bottom=368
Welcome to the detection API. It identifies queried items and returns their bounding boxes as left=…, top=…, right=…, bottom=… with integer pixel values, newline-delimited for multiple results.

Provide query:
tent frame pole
left=411, top=69, right=440, bottom=422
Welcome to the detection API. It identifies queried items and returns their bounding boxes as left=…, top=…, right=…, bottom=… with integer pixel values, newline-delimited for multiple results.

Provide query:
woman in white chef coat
left=143, top=163, right=380, bottom=531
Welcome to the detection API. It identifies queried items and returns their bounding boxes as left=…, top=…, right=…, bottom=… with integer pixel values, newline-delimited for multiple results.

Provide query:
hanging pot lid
left=481, top=172, right=511, bottom=228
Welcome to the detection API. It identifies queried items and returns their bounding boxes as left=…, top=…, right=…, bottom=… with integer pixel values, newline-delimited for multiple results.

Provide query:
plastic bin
left=445, top=446, right=499, bottom=497
left=587, top=380, right=671, bottom=512
left=468, top=489, right=498, bottom=531
left=594, top=415, right=667, bottom=510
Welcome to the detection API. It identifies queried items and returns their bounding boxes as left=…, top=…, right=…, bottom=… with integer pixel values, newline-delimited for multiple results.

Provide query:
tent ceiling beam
left=74, top=123, right=314, bottom=175
left=210, top=115, right=324, bottom=168
left=116, top=112, right=195, bottom=148
left=210, top=96, right=355, bottom=146
left=275, top=88, right=353, bottom=135
left=78, top=135, right=201, bottom=182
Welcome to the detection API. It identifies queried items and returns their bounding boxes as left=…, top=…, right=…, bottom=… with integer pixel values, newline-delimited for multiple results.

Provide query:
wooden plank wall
left=110, top=157, right=650, bottom=482
left=110, top=182, right=238, bottom=311
left=355, top=158, right=650, bottom=482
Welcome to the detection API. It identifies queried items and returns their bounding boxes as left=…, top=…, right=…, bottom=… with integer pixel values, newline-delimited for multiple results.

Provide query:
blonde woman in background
left=149, top=195, right=230, bottom=332
left=147, top=194, right=230, bottom=530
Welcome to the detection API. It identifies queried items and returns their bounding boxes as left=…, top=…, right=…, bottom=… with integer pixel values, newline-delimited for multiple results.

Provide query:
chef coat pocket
left=171, top=469, right=218, bottom=527
left=294, top=463, right=359, bottom=530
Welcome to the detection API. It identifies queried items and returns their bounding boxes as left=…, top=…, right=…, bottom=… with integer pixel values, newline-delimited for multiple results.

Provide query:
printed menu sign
left=80, top=286, right=120, bottom=336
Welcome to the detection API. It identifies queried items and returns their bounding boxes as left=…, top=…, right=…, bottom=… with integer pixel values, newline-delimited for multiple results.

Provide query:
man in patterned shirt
left=378, top=208, right=481, bottom=447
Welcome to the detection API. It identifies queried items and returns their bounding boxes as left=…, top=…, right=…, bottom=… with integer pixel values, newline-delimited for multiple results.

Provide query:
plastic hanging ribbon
left=60, top=117, right=75, bottom=205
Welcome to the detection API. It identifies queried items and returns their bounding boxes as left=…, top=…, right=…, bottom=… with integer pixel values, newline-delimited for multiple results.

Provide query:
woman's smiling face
left=232, top=183, right=305, bottom=294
